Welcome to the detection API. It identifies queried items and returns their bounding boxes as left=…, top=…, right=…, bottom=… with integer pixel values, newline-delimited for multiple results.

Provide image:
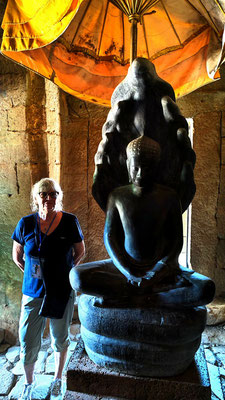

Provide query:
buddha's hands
left=128, top=270, right=156, bottom=289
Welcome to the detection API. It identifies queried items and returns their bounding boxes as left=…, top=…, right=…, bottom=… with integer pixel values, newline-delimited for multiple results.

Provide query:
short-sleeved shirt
left=12, top=212, right=84, bottom=299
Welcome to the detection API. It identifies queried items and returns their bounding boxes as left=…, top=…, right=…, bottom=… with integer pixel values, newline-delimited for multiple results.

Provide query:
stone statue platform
left=66, top=338, right=211, bottom=400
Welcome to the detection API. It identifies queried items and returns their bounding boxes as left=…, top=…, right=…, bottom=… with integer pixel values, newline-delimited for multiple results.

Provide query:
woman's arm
left=12, top=241, right=25, bottom=272
left=73, top=240, right=85, bottom=266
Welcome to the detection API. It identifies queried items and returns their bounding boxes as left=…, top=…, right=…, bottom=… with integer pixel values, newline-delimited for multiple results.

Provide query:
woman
left=12, top=178, right=85, bottom=400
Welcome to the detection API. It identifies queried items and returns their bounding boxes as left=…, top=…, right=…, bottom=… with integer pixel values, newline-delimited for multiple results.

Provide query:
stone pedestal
left=66, top=339, right=211, bottom=400
left=78, top=294, right=207, bottom=377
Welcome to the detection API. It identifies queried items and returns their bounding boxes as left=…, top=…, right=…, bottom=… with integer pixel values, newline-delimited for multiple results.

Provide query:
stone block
left=8, top=374, right=53, bottom=400
left=0, top=329, right=4, bottom=344
left=0, top=368, right=15, bottom=395
left=177, top=90, right=225, bottom=117
left=32, top=374, right=55, bottom=400
left=64, top=93, right=90, bottom=120
left=46, top=110, right=60, bottom=134
left=214, top=267, right=225, bottom=298
left=191, top=111, right=220, bottom=277
left=0, top=109, right=9, bottom=130
left=5, top=345, right=20, bottom=363
left=87, top=197, right=108, bottom=262
left=222, top=111, right=225, bottom=138
left=11, top=359, right=23, bottom=375
left=207, top=298, right=225, bottom=325
left=67, top=341, right=211, bottom=400
left=45, top=352, right=55, bottom=374
left=216, top=239, right=225, bottom=269
left=0, top=343, right=10, bottom=353
left=221, top=137, right=225, bottom=165
left=70, top=323, right=80, bottom=340
left=207, top=363, right=224, bottom=399
left=216, top=352, right=225, bottom=368
left=0, top=73, right=26, bottom=109
left=45, top=79, right=59, bottom=107
left=202, top=326, right=225, bottom=345
left=219, top=165, right=225, bottom=194
left=213, top=345, right=225, bottom=354
left=65, top=391, right=117, bottom=399
left=61, top=129, right=87, bottom=169
left=34, top=351, right=48, bottom=374
left=7, top=105, right=26, bottom=132
left=217, top=195, right=225, bottom=239
left=62, top=188, right=88, bottom=236
left=204, top=348, right=217, bottom=365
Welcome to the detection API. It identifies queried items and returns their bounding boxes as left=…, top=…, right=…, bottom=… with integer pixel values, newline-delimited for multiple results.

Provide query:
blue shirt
left=12, top=212, right=84, bottom=299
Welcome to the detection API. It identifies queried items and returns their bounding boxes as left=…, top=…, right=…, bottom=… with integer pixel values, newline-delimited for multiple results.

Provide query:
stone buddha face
left=126, top=136, right=161, bottom=187
left=127, top=156, right=154, bottom=187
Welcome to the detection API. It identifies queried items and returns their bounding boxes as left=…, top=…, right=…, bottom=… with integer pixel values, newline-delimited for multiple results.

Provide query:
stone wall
left=58, top=93, right=108, bottom=261
left=177, top=66, right=225, bottom=297
left=0, top=61, right=30, bottom=343
left=1, top=51, right=225, bottom=340
left=0, top=55, right=108, bottom=341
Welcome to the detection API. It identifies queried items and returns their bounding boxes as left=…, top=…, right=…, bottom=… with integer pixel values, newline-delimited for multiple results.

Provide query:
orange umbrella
left=1, top=0, right=225, bottom=106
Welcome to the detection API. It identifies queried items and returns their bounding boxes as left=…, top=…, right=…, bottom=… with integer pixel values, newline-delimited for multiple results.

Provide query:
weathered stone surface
left=219, top=165, right=225, bottom=194
left=216, top=352, right=225, bottom=369
left=214, top=266, right=225, bottom=299
left=67, top=343, right=211, bottom=400
left=207, top=363, right=224, bottom=400
left=70, top=323, right=80, bottom=340
left=190, top=112, right=220, bottom=281
left=177, top=63, right=225, bottom=117
left=11, top=359, right=23, bottom=375
left=0, top=368, right=15, bottom=395
left=0, top=329, right=4, bottom=344
left=204, top=348, right=217, bottom=365
left=8, top=374, right=53, bottom=400
left=64, top=342, right=79, bottom=372
left=88, top=197, right=108, bottom=262
left=0, top=67, right=31, bottom=339
left=5, top=346, right=20, bottom=363
left=207, top=298, right=225, bottom=325
left=222, top=137, right=225, bottom=165
left=45, top=352, right=55, bottom=374
left=0, top=74, right=26, bottom=110
left=0, top=354, right=7, bottom=369
left=178, top=89, right=225, bottom=117
left=31, top=374, right=54, bottom=400
left=34, top=351, right=48, bottom=374
left=221, top=111, right=225, bottom=138
left=0, top=109, right=8, bottom=130
left=0, top=343, right=10, bottom=353
left=65, top=392, right=124, bottom=400
left=202, top=326, right=225, bottom=345
left=7, top=105, right=26, bottom=132
left=213, top=345, right=225, bottom=354
left=217, top=196, right=225, bottom=239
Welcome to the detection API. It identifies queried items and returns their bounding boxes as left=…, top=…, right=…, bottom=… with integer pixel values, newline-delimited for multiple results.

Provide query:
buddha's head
left=126, top=136, right=161, bottom=186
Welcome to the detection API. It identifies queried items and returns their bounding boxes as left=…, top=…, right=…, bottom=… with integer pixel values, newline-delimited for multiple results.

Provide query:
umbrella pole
left=130, top=19, right=138, bottom=63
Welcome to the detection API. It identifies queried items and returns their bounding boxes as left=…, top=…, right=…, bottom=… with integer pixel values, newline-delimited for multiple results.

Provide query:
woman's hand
left=73, top=240, right=85, bottom=266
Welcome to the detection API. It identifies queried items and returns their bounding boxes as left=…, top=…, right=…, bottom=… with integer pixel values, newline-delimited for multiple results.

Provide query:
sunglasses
left=39, top=191, right=59, bottom=199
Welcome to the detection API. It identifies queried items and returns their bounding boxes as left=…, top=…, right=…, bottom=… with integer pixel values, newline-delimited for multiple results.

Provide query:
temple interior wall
left=0, top=52, right=225, bottom=342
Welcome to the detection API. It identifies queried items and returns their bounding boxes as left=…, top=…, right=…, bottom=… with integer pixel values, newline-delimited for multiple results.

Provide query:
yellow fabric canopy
left=1, top=0, right=225, bottom=106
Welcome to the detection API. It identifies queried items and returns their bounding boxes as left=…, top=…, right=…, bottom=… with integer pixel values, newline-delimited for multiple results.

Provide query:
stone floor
left=0, top=323, right=80, bottom=400
left=0, top=324, right=225, bottom=400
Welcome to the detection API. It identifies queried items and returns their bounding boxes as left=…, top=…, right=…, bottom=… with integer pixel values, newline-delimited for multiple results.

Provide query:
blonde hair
left=31, top=178, right=63, bottom=212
